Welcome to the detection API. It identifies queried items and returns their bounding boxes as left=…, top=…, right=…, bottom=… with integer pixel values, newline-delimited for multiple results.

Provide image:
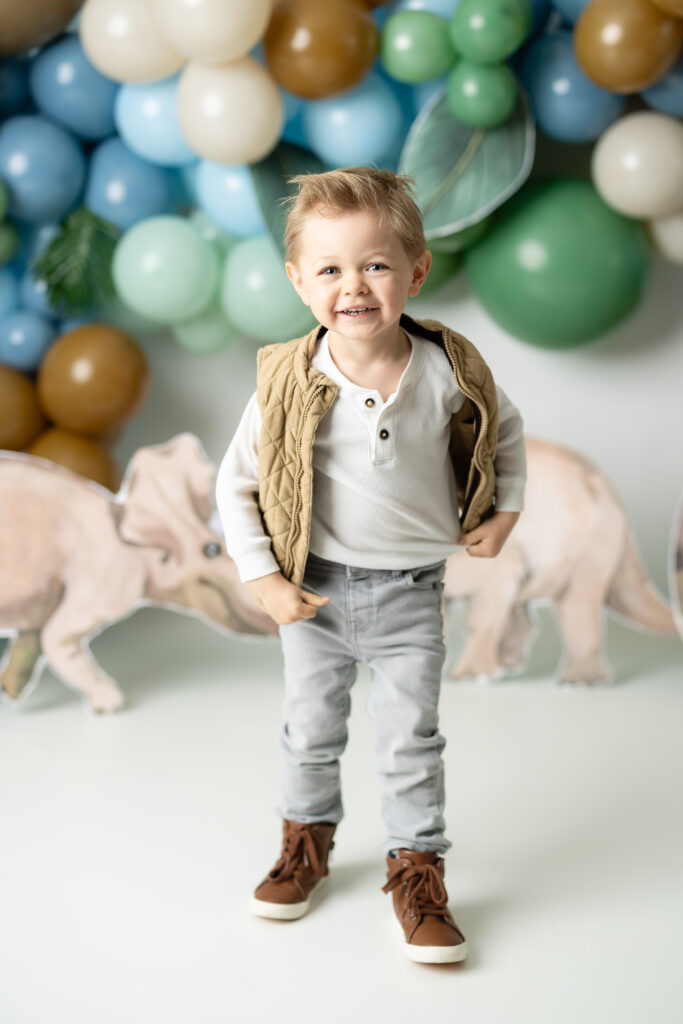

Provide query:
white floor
left=2, top=603, right=682, bottom=1024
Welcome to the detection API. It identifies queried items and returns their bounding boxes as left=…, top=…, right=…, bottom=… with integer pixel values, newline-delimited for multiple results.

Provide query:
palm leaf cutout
left=249, top=141, right=325, bottom=259
left=31, top=206, right=119, bottom=316
left=398, top=86, right=535, bottom=242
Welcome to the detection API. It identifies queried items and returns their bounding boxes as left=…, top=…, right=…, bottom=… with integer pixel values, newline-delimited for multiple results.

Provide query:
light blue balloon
left=195, top=162, right=266, bottom=236
left=85, top=137, right=179, bottom=230
left=0, top=268, right=19, bottom=318
left=0, top=309, right=55, bottom=371
left=0, top=116, right=85, bottom=224
left=518, top=31, right=625, bottom=143
left=303, top=71, right=406, bottom=168
left=411, top=73, right=449, bottom=118
left=19, top=268, right=64, bottom=318
left=641, top=56, right=683, bottom=118
left=178, top=160, right=200, bottom=204
left=28, top=34, right=117, bottom=140
left=0, top=58, right=30, bottom=119
left=281, top=87, right=307, bottom=147
left=114, top=74, right=196, bottom=167
left=550, top=0, right=589, bottom=22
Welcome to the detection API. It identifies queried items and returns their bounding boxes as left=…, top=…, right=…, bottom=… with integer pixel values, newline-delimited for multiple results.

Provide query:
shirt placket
left=354, top=391, right=397, bottom=463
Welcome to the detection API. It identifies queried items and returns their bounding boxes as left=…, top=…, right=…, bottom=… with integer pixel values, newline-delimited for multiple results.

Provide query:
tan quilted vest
left=256, top=312, right=499, bottom=587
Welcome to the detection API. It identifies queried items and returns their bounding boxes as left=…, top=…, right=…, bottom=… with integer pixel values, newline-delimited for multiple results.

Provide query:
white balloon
left=177, top=58, right=284, bottom=164
left=151, top=0, right=271, bottom=65
left=648, top=209, right=683, bottom=264
left=80, top=0, right=185, bottom=84
left=591, top=112, right=683, bottom=219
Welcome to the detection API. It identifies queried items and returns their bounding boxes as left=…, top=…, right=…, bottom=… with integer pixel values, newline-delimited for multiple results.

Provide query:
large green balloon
left=447, top=60, right=518, bottom=127
left=172, top=298, right=238, bottom=355
left=220, top=234, right=316, bottom=343
left=112, top=215, right=219, bottom=325
left=465, top=179, right=651, bottom=347
left=380, top=11, right=457, bottom=84
left=449, top=0, right=531, bottom=65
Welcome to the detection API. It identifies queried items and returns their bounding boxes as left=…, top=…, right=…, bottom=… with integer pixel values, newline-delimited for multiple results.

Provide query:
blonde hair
left=281, top=166, right=427, bottom=267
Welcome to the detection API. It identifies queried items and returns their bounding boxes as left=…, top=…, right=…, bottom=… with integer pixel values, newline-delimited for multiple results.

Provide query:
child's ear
left=285, top=261, right=309, bottom=304
left=409, top=249, right=432, bottom=297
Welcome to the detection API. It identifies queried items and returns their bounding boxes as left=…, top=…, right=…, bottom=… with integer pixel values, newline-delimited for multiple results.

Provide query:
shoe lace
left=268, top=824, right=328, bottom=882
left=381, top=862, right=449, bottom=919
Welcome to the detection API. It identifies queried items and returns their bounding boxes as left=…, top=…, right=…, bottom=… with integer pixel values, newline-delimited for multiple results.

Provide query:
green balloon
left=172, top=298, right=238, bottom=355
left=188, top=208, right=237, bottom=259
left=449, top=0, right=531, bottom=65
left=447, top=60, right=518, bottom=127
left=380, top=11, right=457, bottom=84
left=112, top=215, right=219, bottom=325
left=221, top=235, right=316, bottom=343
left=0, top=221, right=19, bottom=264
left=465, top=179, right=651, bottom=348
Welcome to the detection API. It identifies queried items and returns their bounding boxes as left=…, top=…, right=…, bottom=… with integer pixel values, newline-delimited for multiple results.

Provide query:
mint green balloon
left=188, top=208, right=237, bottom=259
left=380, top=11, right=457, bottom=84
left=447, top=60, right=518, bottom=127
left=449, top=0, right=532, bottom=65
left=465, top=179, right=651, bottom=347
left=221, top=234, right=316, bottom=343
left=112, top=215, right=219, bottom=325
left=172, top=298, right=238, bottom=355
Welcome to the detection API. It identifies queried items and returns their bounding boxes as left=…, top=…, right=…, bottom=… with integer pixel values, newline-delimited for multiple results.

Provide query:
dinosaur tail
left=606, top=528, right=677, bottom=635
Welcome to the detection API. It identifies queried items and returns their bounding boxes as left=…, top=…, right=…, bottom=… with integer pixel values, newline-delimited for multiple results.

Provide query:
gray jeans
left=276, top=550, right=451, bottom=857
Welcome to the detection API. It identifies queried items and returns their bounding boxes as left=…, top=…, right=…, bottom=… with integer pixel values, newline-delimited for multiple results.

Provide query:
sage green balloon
left=465, top=179, right=651, bottom=347
left=112, top=215, right=219, bottom=325
left=172, top=298, right=238, bottom=355
left=449, top=0, right=532, bottom=65
left=380, top=11, right=457, bottom=84
left=447, top=60, right=518, bottom=127
left=0, top=221, right=18, bottom=264
left=220, top=234, right=316, bottom=343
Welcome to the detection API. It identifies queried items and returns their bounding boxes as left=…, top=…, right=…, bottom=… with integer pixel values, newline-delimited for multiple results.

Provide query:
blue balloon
left=114, top=74, right=196, bottom=167
left=28, top=35, right=117, bottom=140
left=178, top=160, right=200, bottom=204
left=195, top=162, right=266, bottom=235
left=0, top=267, right=19, bottom=318
left=411, top=73, right=449, bottom=119
left=0, top=58, right=30, bottom=119
left=518, top=31, right=625, bottom=143
left=19, top=268, right=64, bottom=318
left=85, top=137, right=179, bottom=230
left=281, top=88, right=308, bottom=147
left=303, top=71, right=406, bottom=168
left=550, top=0, right=589, bottom=22
left=0, top=115, right=85, bottom=224
left=641, top=56, right=683, bottom=118
left=0, top=309, right=55, bottom=371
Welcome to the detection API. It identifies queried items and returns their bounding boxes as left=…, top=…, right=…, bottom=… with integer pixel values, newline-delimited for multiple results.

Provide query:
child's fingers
left=299, top=591, right=329, bottom=607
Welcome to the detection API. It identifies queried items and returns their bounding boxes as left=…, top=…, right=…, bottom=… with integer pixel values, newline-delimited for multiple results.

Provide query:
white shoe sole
left=251, top=872, right=329, bottom=920
left=393, top=911, right=468, bottom=963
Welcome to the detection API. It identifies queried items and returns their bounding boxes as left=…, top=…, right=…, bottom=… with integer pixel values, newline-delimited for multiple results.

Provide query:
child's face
left=285, top=208, right=431, bottom=348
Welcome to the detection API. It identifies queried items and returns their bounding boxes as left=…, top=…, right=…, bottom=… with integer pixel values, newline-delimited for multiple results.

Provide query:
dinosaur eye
left=203, top=541, right=221, bottom=558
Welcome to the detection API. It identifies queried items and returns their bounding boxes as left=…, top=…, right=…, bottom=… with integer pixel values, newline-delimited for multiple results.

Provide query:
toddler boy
left=216, top=167, right=526, bottom=964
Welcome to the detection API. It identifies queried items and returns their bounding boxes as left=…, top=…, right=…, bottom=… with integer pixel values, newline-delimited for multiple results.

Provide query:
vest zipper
left=442, top=334, right=489, bottom=519
left=284, top=383, right=327, bottom=579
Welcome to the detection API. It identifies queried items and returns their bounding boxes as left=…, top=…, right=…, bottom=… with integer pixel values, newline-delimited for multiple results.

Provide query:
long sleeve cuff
left=231, top=547, right=281, bottom=584
left=495, top=476, right=526, bottom=512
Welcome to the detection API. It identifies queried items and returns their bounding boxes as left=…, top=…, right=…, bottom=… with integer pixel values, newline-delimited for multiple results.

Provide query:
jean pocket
left=402, top=560, right=447, bottom=590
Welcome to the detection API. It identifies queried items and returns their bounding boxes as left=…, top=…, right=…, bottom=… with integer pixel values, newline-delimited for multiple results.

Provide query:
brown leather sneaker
left=251, top=819, right=337, bottom=920
left=382, top=849, right=468, bottom=963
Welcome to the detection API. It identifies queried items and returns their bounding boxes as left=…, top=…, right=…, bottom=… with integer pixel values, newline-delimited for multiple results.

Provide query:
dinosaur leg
left=554, top=580, right=613, bottom=685
left=41, top=615, right=124, bottom=712
left=450, top=586, right=519, bottom=682
left=499, top=605, right=537, bottom=671
left=0, top=631, right=41, bottom=699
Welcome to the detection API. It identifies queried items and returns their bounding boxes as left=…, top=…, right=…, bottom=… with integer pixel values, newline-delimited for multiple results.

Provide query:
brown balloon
left=37, top=323, right=149, bottom=437
left=0, top=0, right=84, bottom=57
left=649, top=0, right=683, bottom=16
left=27, top=427, right=120, bottom=491
left=574, top=0, right=683, bottom=94
left=0, top=365, right=46, bottom=450
left=264, top=0, right=378, bottom=100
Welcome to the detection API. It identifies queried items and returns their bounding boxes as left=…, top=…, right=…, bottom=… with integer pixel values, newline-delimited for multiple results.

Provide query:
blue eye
left=319, top=263, right=387, bottom=275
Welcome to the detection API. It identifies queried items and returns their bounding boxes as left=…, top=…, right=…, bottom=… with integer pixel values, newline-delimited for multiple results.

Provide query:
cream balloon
left=151, top=0, right=271, bottom=64
left=591, top=112, right=683, bottom=219
left=176, top=57, right=284, bottom=163
left=80, top=0, right=185, bottom=84
left=648, top=210, right=683, bottom=264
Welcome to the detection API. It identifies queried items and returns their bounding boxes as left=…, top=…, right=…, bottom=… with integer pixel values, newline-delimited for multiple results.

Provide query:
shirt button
left=365, top=397, right=375, bottom=408
left=379, top=429, right=389, bottom=439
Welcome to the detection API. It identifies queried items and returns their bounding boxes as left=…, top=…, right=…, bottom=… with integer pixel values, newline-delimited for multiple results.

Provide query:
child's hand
left=457, top=510, right=521, bottom=558
left=246, top=571, right=329, bottom=626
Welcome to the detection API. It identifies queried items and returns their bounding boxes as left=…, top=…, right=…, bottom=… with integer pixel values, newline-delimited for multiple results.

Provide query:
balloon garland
left=0, top=0, right=681, bottom=485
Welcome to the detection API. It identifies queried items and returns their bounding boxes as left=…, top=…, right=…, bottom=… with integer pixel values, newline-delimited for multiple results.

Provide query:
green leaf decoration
left=249, top=141, right=326, bottom=259
left=398, top=86, right=535, bottom=242
left=31, top=206, right=120, bottom=316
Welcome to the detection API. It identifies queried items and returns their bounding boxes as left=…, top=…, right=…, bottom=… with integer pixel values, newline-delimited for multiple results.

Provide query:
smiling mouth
left=338, top=307, right=378, bottom=316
